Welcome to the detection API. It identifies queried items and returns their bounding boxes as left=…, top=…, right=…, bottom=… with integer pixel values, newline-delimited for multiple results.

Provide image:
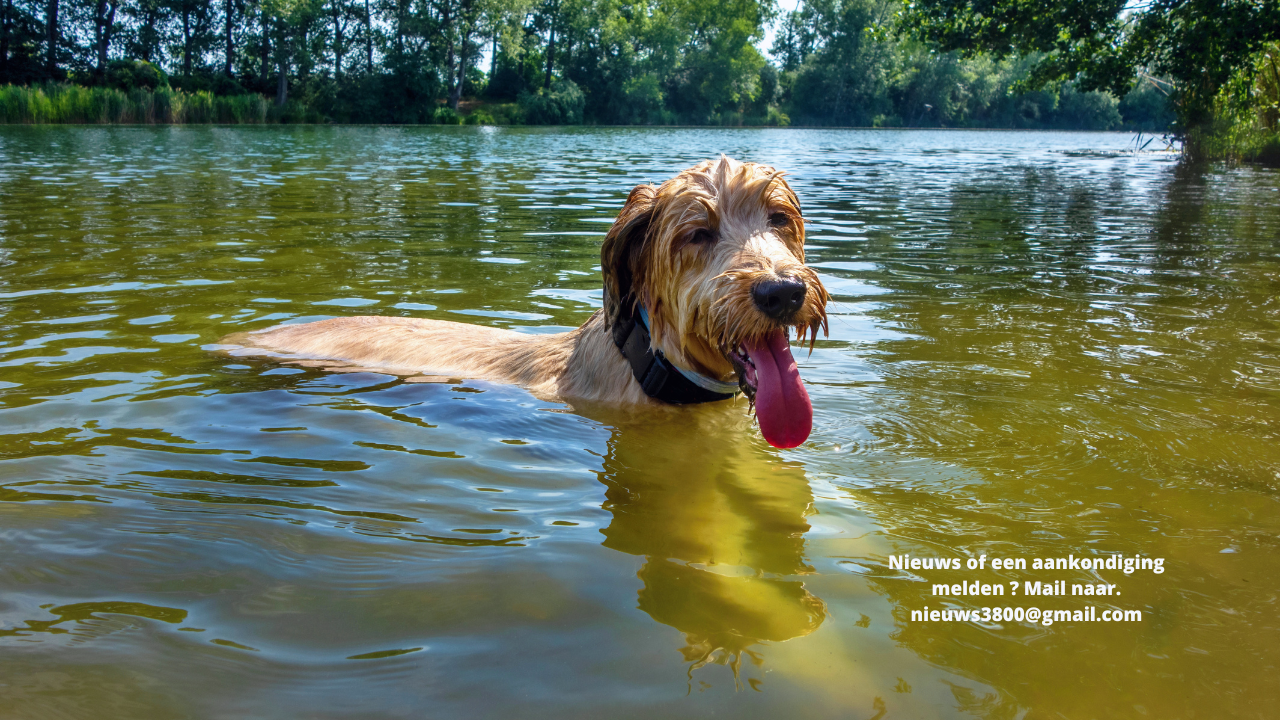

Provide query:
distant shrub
left=618, top=74, right=664, bottom=124
left=1119, top=81, right=1176, bottom=132
left=483, top=103, right=523, bottom=124
left=1252, top=135, right=1280, bottom=165
left=432, top=106, right=462, bottom=124
left=210, top=74, right=249, bottom=97
left=1055, top=87, right=1122, bottom=130
left=708, top=110, right=745, bottom=126
left=517, top=80, right=584, bottom=125
left=106, top=60, right=168, bottom=92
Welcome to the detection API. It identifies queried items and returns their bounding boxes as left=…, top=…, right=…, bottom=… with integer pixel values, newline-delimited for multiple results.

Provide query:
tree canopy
left=898, top=0, right=1280, bottom=131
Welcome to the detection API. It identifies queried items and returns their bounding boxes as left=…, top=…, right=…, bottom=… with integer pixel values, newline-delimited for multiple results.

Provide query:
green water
left=2, top=126, right=1278, bottom=719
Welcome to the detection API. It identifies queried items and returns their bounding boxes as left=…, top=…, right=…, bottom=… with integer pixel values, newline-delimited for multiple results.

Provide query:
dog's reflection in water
left=590, top=402, right=825, bottom=686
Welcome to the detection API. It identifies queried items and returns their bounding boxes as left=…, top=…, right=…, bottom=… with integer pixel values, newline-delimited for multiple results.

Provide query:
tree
left=223, top=0, right=236, bottom=76
left=359, top=0, right=372, bottom=71
left=772, top=0, right=895, bottom=124
left=44, top=0, right=57, bottom=75
left=2, top=0, right=48, bottom=83
left=124, top=0, right=169, bottom=64
left=897, top=0, right=1280, bottom=139
left=92, top=0, right=122, bottom=75
left=664, top=0, right=773, bottom=121
left=327, top=0, right=356, bottom=77
left=261, top=0, right=318, bottom=103
left=536, top=0, right=555, bottom=89
left=170, top=0, right=215, bottom=77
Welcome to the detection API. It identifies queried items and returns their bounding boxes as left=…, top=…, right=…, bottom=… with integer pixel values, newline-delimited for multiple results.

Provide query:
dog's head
left=601, top=156, right=829, bottom=448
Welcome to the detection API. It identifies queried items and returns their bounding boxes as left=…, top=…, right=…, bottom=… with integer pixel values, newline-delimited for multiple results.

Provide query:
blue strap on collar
left=610, top=300, right=739, bottom=405
left=638, top=308, right=741, bottom=396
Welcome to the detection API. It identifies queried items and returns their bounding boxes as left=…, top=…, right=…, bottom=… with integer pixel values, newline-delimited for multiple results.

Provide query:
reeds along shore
left=1198, top=45, right=1280, bottom=165
left=0, top=84, right=275, bottom=124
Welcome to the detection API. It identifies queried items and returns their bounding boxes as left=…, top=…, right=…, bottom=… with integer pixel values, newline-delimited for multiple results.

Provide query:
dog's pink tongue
left=745, top=330, right=812, bottom=449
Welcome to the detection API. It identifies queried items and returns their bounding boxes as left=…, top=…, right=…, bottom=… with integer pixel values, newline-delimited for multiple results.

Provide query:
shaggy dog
left=222, top=156, right=829, bottom=448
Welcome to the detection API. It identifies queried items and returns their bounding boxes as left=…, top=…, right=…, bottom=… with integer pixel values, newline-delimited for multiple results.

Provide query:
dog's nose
left=752, top=276, right=807, bottom=320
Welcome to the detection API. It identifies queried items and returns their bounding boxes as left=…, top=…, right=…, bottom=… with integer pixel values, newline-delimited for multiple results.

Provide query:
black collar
left=611, top=302, right=738, bottom=405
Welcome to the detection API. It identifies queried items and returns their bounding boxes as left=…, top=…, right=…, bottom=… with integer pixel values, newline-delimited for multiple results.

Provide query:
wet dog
left=222, top=156, right=829, bottom=448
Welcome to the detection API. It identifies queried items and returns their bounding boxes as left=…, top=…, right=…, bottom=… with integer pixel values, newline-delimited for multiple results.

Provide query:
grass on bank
left=0, top=81, right=790, bottom=127
left=1200, top=122, right=1280, bottom=166
left=0, top=83, right=278, bottom=124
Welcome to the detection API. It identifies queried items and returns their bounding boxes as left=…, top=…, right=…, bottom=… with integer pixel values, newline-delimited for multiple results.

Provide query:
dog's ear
left=601, top=184, right=656, bottom=329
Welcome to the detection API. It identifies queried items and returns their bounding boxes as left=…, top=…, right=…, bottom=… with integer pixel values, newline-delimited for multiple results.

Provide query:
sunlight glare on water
left=1, top=126, right=1278, bottom=718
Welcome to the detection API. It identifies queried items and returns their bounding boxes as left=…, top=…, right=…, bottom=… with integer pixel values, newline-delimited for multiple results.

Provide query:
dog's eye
left=690, top=228, right=717, bottom=244
left=768, top=212, right=791, bottom=227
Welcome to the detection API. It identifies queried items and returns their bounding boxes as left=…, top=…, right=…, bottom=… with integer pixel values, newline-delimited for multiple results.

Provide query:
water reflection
left=593, top=405, right=825, bottom=684
left=0, top=601, right=188, bottom=639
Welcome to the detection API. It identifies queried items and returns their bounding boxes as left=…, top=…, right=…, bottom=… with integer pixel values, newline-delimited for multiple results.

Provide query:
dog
left=221, top=156, right=829, bottom=448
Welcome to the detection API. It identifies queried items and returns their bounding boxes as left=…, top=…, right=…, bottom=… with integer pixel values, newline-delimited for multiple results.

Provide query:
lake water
left=2, top=126, right=1278, bottom=719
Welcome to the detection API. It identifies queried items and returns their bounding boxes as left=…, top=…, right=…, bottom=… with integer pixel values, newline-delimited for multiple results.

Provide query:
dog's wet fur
left=221, top=156, right=830, bottom=437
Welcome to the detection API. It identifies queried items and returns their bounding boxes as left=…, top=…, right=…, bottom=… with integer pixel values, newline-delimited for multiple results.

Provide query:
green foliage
left=105, top=60, right=169, bottom=92
left=518, top=79, right=584, bottom=124
left=770, top=0, right=1141, bottom=129
left=1118, top=80, right=1178, bottom=132
left=433, top=106, right=463, bottom=124
left=896, top=0, right=1280, bottom=137
left=775, top=0, right=893, bottom=125
left=473, top=102, right=522, bottom=124
left=1054, top=86, right=1122, bottom=130
left=168, top=72, right=251, bottom=97
left=1202, top=43, right=1280, bottom=164
left=663, top=0, right=772, bottom=120
left=0, top=83, right=272, bottom=124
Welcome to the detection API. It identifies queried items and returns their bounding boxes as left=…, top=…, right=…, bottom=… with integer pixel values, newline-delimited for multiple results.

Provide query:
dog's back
left=225, top=316, right=567, bottom=383
left=221, top=312, right=645, bottom=404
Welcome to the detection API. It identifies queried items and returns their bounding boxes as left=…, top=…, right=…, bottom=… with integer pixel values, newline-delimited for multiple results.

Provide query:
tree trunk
left=276, top=57, right=287, bottom=105
left=94, top=0, right=118, bottom=76
left=363, top=0, right=372, bottom=72
left=442, top=0, right=454, bottom=100
left=93, top=0, right=105, bottom=73
left=225, top=0, right=234, bottom=76
left=333, top=7, right=344, bottom=79
left=104, top=1, right=118, bottom=72
left=45, top=0, right=58, bottom=77
left=1, top=0, right=12, bottom=77
left=543, top=23, right=554, bottom=90
left=259, top=9, right=270, bottom=85
left=140, top=10, right=156, bottom=62
left=182, top=7, right=192, bottom=77
left=450, top=31, right=467, bottom=109
left=298, top=25, right=307, bottom=78
left=394, top=0, right=405, bottom=57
